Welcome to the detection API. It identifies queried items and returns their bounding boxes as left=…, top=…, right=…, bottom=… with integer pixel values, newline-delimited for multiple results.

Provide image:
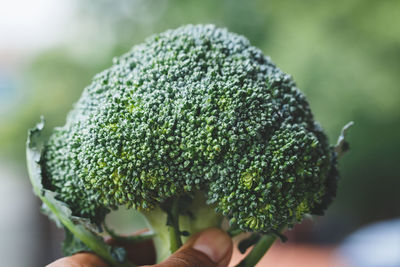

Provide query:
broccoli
left=27, top=25, right=351, bottom=267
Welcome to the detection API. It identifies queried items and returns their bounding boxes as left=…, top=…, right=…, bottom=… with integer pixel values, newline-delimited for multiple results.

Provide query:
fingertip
left=155, top=228, right=233, bottom=267
left=192, top=228, right=233, bottom=266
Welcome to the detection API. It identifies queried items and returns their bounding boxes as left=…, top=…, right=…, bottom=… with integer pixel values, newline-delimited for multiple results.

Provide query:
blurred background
left=1, top=0, right=399, bottom=266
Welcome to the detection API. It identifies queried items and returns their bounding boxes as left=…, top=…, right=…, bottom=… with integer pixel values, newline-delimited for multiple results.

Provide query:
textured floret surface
left=44, top=24, right=337, bottom=231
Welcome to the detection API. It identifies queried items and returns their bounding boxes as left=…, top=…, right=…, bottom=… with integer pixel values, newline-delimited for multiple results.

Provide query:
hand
left=47, top=228, right=233, bottom=267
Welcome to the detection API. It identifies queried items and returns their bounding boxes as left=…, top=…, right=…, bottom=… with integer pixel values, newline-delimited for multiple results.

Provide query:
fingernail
left=192, top=228, right=231, bottom=263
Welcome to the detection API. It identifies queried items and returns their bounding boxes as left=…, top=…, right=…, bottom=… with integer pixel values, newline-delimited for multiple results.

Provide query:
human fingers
left=146, top=228, right=233, bottom=267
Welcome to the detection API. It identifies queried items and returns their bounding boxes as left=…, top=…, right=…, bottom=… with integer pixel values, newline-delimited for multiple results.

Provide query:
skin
left=47, top=228, right=233, bottom=267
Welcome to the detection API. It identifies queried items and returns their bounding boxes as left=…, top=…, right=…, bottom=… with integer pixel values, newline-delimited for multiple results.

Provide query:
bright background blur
left=1, top=0, right=399, bottom=266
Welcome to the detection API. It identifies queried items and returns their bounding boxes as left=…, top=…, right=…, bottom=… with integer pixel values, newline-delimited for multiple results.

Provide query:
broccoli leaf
left=62, top=227, right=92, bottom=256
left=26, top=118, right=134, bottom=267
left=335, top=121, right=354, bottom=158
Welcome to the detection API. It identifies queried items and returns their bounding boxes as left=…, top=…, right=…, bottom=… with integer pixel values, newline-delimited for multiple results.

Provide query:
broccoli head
left=30, top=24, right=346, bottom=266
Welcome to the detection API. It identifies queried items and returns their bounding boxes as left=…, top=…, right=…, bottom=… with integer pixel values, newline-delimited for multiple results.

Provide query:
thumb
left=149, top=228, right=233, bottom=267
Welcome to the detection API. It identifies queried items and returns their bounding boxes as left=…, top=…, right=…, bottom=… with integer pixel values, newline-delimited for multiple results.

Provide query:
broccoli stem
left=142, top=192, right=223, bottom=263
left=167, top=198, right=183, bottom=253
left=141, top=208, right=170, bottom=263
left=227, top=227, right=243, bottom=237
left=236, top=234, right=277, bottom=267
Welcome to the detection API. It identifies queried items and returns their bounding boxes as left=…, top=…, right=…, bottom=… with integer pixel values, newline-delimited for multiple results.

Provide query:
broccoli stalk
left=237, top=235, right=278, bottom=267
left=142, top=192, right=223, bottom=262
left=27, top=25, right=351, bottom=266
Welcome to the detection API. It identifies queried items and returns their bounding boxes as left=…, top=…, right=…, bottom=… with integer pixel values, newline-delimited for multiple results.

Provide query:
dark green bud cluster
left=43, top=25, right=338, bottom=230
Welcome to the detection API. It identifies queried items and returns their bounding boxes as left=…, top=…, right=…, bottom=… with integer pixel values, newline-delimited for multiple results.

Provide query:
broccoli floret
left=36, top=24, right=342, bottom=266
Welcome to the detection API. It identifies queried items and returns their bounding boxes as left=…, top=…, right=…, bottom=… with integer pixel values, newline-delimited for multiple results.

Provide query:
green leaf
left=62, top=227, right=92, bottom=256
left=335, top=121, right=354, bottom=158
left=26, top=118, right=135, bottom=267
